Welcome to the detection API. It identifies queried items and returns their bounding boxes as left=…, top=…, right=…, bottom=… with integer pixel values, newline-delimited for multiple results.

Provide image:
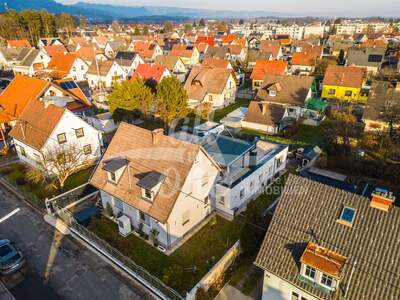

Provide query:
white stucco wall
left=262, top=271, right=319, bottom=300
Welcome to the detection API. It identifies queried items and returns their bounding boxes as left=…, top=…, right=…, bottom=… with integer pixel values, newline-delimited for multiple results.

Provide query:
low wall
left=186, top=240, right=241, bottom=300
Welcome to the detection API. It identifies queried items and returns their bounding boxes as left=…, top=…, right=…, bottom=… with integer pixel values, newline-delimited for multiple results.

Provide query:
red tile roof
left=44, top=45, right=68, bottom=57
left=260, top=40, right=281, bottom=57
left=131, top=41, right=158, bottom=59
left=170, top=44, right=194, bottom=58
left=202, top=58, right=231, bottom=69
left=47, top=52, right=79, bottom=76
left=9, top=100, right=65, bottom=150
left=251, top=60, right=288, bottom=81
left=291, top=50, right=321, bottom=66
left=195, top=36, right=215, bottom=47
left=132, top=63, right=167, bottom=83
left=7, top=39, right=31, bottom=49
left=0, top=75, right=48, bottom=122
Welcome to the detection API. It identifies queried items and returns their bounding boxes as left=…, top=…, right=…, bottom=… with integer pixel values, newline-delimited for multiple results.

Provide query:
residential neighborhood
left=0, top=3, right=399, bottom=300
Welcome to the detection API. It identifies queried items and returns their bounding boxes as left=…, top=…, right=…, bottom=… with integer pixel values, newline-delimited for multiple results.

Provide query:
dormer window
left=102, top=157, right=129, bottom=184
left=269, top=89, right=277, bottom=97
left=137, top=171, right=165, bottom=202
left=300, top=242, right=346, bottom=292
left=304, top=265, right=316, bottom=281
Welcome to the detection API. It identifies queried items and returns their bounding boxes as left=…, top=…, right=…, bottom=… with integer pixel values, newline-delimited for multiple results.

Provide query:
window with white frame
left=320, top=273, right=334, bottom=289
left=18, top=145, right=26, bottom=157
left=304, top=265, right=316, bottom=281
left=219, top=196, right=225, bottom=205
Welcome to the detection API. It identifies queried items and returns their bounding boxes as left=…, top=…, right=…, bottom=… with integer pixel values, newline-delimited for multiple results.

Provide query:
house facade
left=10, top=99, right=102, bottom=172
left=86, top=60, right=126, bottom=90
left=255, top=174, right=400, bottom=300
left=13, top=49, right=51, bottom=76
left=90, top=123, right=220, bottom=250
left=185, top=66, right=237, bottom=109
left=321, top=65, right=368, bottom=102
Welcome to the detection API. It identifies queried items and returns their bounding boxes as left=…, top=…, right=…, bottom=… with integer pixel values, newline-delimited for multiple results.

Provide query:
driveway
left=0, top=184, right=153, bottom=300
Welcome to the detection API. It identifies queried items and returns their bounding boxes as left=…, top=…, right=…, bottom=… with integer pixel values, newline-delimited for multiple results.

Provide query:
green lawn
left=0, top=163, right=94, bottom=209
left=88, top=215, right=242, bottom=294
left=210, top=99, right=251, bottom=122
left=240, top=124, right=327, bottom=148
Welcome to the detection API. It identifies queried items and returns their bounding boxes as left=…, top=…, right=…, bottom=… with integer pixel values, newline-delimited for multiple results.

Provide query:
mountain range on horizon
left=0, top=0, right=290, bottom=21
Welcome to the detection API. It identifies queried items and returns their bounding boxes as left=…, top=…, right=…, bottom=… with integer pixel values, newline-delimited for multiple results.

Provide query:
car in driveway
left=0, top=239, right=25, bottom=275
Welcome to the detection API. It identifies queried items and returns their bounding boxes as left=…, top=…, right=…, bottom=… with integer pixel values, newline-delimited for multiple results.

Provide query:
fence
left=55, top=206, right=184, bottom=300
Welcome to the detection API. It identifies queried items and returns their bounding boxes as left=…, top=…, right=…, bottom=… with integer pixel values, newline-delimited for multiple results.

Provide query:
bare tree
left=27, top=144, right=93, bottom=191
left=379, top=89, right=400, bottom=138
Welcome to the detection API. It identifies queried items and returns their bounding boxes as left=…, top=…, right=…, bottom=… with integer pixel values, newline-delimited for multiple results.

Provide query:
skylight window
left=338, top=206, right=356, bottom=226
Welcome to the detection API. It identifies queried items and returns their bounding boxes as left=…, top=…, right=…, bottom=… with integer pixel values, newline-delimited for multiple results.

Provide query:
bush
left=15, top=176, right=27, bottom=186
left=0, top=167, right=12, bottom=176
left=162, top=265, right=184, bottom=287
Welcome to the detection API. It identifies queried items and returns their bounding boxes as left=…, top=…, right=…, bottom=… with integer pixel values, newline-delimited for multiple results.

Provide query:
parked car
left=0, top=239, right=25, bottom=275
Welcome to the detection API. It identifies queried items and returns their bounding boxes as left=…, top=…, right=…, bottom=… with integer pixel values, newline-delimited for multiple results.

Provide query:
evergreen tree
left=156, top=76, right=188, bottom=128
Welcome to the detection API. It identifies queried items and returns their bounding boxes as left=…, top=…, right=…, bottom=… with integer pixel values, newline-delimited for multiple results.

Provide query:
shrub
left=0, top=167, right=12, bottom=176
left=15, top=176, right=27, bottom=186
left=162, top=265, right=183, bottom=288
left=150, top=229, right=160, bottom=247
left=105, top=202, right=113, bottom=217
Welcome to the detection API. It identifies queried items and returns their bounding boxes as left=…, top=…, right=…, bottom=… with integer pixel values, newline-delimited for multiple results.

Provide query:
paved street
left=0, top=184, right=152, bottom=300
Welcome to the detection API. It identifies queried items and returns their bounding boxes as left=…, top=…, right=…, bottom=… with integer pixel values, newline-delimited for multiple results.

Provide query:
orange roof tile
left=9, top=100, right=65, bottom=150
left=132, top=63, right=167, bottom=83
left=202, top=58, right=230, bottom=69
left=195, top=36, right=215, bottom=46
left=170, top=44, right=194, bottom=58
left=44, top=45, right=67, bottom=57
left=0, top=75, right=48, bottom=120
left=7, top=39, right=31, bottom=49
left=47, top=52, right=79, bottom=75
left=251, top=60, right=288, bottom=80
left=300, top=242, right=347, bottom=278
left=291, top=50, right=320, bottom=66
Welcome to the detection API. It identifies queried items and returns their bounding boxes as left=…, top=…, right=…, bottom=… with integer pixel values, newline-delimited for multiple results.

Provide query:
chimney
left=151, top=128, right=164, bottom=145
left=370, top=188, right=396, bottom=212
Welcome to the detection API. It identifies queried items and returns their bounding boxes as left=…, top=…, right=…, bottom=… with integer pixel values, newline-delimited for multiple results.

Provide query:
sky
left=57, top=0, right=400, bottom=17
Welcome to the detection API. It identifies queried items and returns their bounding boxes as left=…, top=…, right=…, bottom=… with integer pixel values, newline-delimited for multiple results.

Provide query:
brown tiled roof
left=184, top=66, right=233, bottom=101
left=323, top=65, right=366, bottom=88
left=255, top=174, right=400, bottom=300
left=154, top=55, right=181, bottom=72
left=9, top=100, right=65, bottom=150
left=170, top=44, right=194, bottom=58
left=256, top=74, right=314, bottom=106
left=87, top=60, right=115, bottom=76
left=260, top=40, right=281, bottom=57
left=291, top=48, right=321, bottom=66
left=202, top=58, right=230, bottom=69
left=242, top=101, right=285, bottom=126
left=89, top=122, right=202, bottom=223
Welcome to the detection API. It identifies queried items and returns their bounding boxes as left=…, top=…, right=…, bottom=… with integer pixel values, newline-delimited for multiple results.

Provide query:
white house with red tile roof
left=9, top=99, right=102, bottom=172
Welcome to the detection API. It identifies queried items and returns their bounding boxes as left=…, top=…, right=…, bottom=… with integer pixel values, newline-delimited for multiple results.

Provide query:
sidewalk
left=214, top=284, right=253, bottom=300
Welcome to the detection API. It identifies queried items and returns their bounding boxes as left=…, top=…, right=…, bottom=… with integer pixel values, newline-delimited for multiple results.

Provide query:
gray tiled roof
left=346, top=46, right=385, bottom=68
left=255, top=174, right=400, bottom=300
left=20, top=49, right=40, bottom=67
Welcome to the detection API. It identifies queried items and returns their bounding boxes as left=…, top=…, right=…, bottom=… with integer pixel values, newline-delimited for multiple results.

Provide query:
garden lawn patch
left=88, top=215, right=242, bottom=294
left=211, top=99, right=250, bottom=122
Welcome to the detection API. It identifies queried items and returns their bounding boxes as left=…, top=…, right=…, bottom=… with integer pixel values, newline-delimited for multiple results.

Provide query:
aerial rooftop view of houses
left=0, top=1, right=399, bottom=300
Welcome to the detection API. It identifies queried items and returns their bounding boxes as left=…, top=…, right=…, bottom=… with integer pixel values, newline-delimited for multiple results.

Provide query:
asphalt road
left=0, top=184, right=152, bottom=300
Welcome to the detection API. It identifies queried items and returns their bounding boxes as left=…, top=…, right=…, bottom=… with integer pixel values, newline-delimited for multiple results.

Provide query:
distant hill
left=0, top=0, right=288, bottom=21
